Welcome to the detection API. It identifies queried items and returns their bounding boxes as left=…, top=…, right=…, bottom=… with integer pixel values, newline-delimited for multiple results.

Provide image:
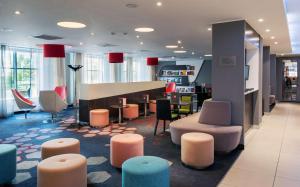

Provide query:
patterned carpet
left=0, top=109, right=241, bottom=187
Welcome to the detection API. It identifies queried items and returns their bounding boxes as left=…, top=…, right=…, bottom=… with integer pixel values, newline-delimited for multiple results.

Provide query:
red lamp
left=108, top=52, right=124, bottom=63
left=166, top=82, right=176, bottom=93
left=43, top=44, right=65, bottom=58
left=147, top=57, right=159, bottom=66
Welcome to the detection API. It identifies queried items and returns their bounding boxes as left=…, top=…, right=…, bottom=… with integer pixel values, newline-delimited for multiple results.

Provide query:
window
left=82, top=54, right=103, bottom=83
left=5, top=48, right=41, bottom=98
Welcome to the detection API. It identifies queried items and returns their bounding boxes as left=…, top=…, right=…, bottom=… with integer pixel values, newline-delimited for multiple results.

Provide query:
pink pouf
left=110, top=134, right=144, bottom=168
left=123, top=104, right=139, bottom=120
left=37, top=154, right=87, bottom=187
left=90, top=109, right=109, bottom=127
left=149, top=100, right=156, bottom=113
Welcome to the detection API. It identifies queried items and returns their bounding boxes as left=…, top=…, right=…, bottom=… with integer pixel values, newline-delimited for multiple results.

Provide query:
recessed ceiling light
left=90, top=32, right=95, bottom=36
left=136, top=35, right=140, bottom=38
left=165, top=45, right=178, bottom=49
left=192, top=52, right=195, bottom=55
left=274, top=41, right=278, bottom=45
left=79, top=42, right=83, bottom=45
left=174, top=50, right=187, bottom=54
left=14, top=10, right=21, bottom=15
left=171, top=56, right=175, bottom=59
left=281, top=53, right=284, bottom=56
left=57, top=21, right=86, bottom=29
left=156, top=2, right=162, bottom=6
left=271, top=36, right=275, bottom=40
left=265, top=29, right=271, bottom=32
left=181, top=46, right=184, bottom=49
left=204, top=54, right=212, bottom=57
left=134, top=27, right=154, bottom=32
left=258, top=18, right=264, bottom=22
left=177, top=40, right=182, bottom=44
left=207, top=27, right=212, bottom=31
left=140, top=41, right=144, bottom=45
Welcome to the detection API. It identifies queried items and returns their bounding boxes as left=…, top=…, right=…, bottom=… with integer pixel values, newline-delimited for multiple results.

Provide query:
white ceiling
left=285, top=0, right=300, bottom=54
left=0, top=0, right=294, bottom=58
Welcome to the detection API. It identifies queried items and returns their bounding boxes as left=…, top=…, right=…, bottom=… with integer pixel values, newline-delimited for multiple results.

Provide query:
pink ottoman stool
left=41, top=138, right=80, bottom=160
left=110, top=134, right=144, bottom=168
left=149, top=100, right=156, bottom=113
left=123, top=104, right=139, bottom=120
left=37, top=154, right=87, bottom=187
left=90, top=109, right=109, bottom=127
left=181, top=132, right=214, bottom=169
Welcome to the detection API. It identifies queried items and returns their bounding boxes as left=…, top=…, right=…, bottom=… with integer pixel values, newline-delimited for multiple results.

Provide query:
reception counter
left=79, top=81, right=166, bottom=122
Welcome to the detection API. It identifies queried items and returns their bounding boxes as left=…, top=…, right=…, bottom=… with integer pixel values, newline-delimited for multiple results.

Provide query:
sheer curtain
left=0, top=45, right=14, bottom=117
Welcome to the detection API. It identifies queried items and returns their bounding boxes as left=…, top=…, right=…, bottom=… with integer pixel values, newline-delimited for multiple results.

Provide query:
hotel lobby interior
left=1, top=0, right=300, bottom=187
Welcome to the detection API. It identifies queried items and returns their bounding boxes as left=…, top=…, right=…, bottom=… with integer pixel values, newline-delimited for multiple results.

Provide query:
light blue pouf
left=122, top=156, right=169, bottom=187
left=0, top=144, right=16, bottom=184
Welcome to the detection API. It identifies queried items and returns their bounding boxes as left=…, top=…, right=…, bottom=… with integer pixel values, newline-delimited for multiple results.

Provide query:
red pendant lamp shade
left=147, top=57, right=159, bottom=66
left=43, top=44, right=65, bottom=58
left=166, top=82, right=176, bottom=93
left=108, top=53, right=124, bottom=63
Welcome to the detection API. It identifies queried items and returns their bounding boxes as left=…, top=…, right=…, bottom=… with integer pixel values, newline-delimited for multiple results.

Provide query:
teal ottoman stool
left=122, top=156, right=169, bottom=187
left=0, top=144, right=17, bottom=184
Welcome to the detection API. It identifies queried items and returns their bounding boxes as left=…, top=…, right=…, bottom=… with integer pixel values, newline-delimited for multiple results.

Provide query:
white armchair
left=39, top=90, right=68, bottom=121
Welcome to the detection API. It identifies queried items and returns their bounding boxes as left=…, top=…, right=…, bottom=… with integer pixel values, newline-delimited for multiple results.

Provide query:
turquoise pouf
left=0, top=144, right=17, bottom=184
left=122, top=156, right=169, bottom=187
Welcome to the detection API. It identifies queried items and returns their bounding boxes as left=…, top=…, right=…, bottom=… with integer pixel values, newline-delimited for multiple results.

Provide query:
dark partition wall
left=263, top=46, right=271, bottom=112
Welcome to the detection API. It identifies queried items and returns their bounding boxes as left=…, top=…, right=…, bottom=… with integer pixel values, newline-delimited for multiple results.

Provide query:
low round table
left=181, top=132, right=214, bottom=169
left=37, top=154, right=87, bottom=187
left=41, top=138, right=80, bottom=160
left=110, top=105, right=128, bottom=125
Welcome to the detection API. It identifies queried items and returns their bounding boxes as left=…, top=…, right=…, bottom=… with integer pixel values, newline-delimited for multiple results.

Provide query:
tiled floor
left=218, top=102, right=300, bottom=187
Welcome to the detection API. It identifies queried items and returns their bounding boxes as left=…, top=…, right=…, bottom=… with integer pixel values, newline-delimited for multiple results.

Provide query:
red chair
left=54, top=86, right=67, bottom=101
left=166, top=82, right=176, bottom=93
left=11, top=89, right=36, bottom=118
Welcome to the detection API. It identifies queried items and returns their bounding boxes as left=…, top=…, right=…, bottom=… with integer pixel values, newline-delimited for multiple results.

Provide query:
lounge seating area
left=1, top=1, right=299, bottom=186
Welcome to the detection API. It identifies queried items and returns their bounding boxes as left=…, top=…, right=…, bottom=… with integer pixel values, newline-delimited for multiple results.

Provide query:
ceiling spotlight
left=204, top=54, right=212, bottom=57
left=57, top=21, right=86, bottom=28
left=177, top=40, right=182, bottom=44
left=192, top=52, right=195, bottom=55
left=281, top=54, right=285, bottom=56
left=171, top=56, right=175, bottom=59
left=271, top=36, right=275, bottom=40
left=258, top=18, right=264, bottom=22
left=90, top=32, right=95, bottom=36
left=207, top=27, right=212, bottom=31
left=140, top=41, right=144, bottom=45
left=14, top=10, right=21, bottom=15
left=165, top=45, right=178, bottom=49
left=156, top=2, right=162, bottom=6
left=265, top=29, right=271, bottom=32
left=79, top=42, right=83, bottom=45
left=174, top=50, right=187, bottom=54
left=134, top=27, right=154, bottom=32
left=136, top=35, right=140, bottom=38
left=274, top=41, right=278, bottom=45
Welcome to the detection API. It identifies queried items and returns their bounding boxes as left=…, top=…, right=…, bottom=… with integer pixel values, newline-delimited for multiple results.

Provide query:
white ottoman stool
left=37, top=154, right=87, bottom=187
left=181, top=132, right=214, bottom=169
left=41, top=138, right=80, bottom=160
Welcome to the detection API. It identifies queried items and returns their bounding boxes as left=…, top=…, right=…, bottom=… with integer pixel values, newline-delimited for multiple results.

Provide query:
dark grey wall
left=263, top=46, right=270, bottom=112
left=270, top=54, right=277, bottom=95
left=276, top=58, right=283, bottom=101
left=212, top=21, right=245, bottom=144
left=195, top=60, right=212, bottom=85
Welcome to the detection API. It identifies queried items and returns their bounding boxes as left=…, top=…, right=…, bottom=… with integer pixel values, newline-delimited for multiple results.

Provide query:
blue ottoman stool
left=122, top=156, right=169, bottom=187
left=0, top=144, right=17, bottom=184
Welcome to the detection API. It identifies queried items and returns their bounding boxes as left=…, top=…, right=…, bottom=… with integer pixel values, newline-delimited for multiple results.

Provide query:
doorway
left=282, top=60, right=298, bottom=101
